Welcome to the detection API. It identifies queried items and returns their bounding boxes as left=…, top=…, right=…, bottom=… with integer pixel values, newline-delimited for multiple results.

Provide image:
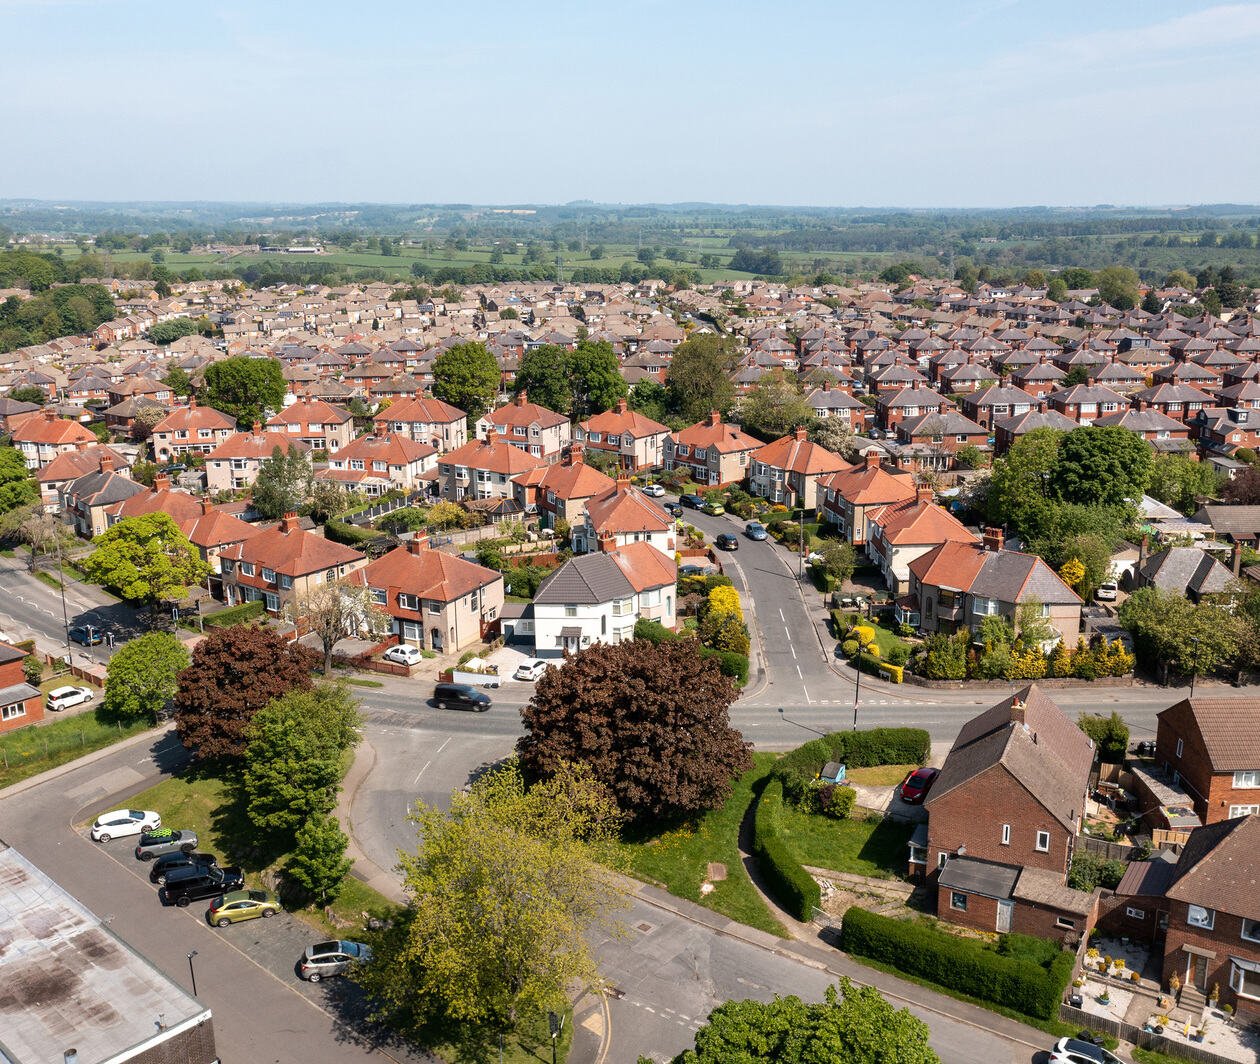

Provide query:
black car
left=679, top=493, right=705, bottom=509
left=162, top=864, right=244, bottom=907
left=68, top=624, right=104, bottom=646
left=663, top=502, right=684, bottom=518
left=149, top=851, right=218, bottom=886
left=433, top=682, right=491, bottom=712
left=714, top=533, right=739, bottom=551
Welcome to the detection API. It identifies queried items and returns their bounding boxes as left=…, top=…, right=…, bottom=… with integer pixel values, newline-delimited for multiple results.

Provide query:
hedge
left=324, top=517, right=378, bottom=546
left=776, top=727, right=929, bottom=807
left=700, top=647, right=749, bottom=686
left=753, top=779, right=820, bottom=920
left=203, top=600, right=265, bottom=628
left=838, top=908, right=1074, bottom=1020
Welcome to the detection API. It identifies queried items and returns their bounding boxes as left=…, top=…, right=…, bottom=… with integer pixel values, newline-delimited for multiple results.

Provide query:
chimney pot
left=916, top=486, right=934, bottom=504
left=615, top=398, right=627, bottom=413
left=982, top=526, right=1005, bottom=552
left=515, top=390, right=527, bottom=406
left=408, top=533, right=430, bottom=555
left=864, top=451, right=880, bottom=470
left=153, top=473, right=171, bottom=492
left=281, top=511, right=300, bottom=533
left=200, top=496, right=213, bottom=515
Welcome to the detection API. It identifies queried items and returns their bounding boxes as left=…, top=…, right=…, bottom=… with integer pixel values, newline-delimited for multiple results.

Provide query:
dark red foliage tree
left=1222, top=466, right=1260, bottom=505
left=174, top=625, right=317, bottom=760
left=517, top=639, right=752, bottom=823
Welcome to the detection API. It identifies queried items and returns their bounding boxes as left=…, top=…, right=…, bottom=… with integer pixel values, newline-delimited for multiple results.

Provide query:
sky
left=5, top=0, right=1260, bottom=207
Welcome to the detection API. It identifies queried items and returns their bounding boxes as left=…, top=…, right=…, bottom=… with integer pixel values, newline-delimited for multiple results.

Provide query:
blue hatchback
left=744, top=522, right=769, bottom=540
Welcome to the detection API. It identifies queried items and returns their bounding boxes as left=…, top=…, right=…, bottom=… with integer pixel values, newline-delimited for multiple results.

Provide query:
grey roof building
left=1136, top=546, right=1232, bottom=602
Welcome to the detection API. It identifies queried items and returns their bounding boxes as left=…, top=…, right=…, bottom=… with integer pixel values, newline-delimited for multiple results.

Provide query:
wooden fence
left=1058, top=1004, right=1243, bottom=1064
left=1078, top=835, right=1144, bottom=862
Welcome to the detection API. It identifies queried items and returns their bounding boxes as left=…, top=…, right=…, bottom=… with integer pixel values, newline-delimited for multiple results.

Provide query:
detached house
left=320, top=433, right=436, bottom=496
left=206, top=426, right=309, bottom=493
left=573, top=399, right=670, bottom=472
left=149, top=399, right=236, bottom=462
left=476, top=392, right=571, bottom=464
left=265, top=396, right=354, bottom=453
left=663, top=411, right=760, bottom=489
left=372, top=395, right=467, bottom=454
left=513, top=450, right=615, bottom=529
left=818, top=452, right=917, bottom=547
left=35, top=445, right=130, bottom=513
left=439, top=429, right=545, bottom=502
left=354, top=535, right=503, bottom=654
left=573, top=476, right=676, bottom=557
left=748, top=427, right=850, bottom=510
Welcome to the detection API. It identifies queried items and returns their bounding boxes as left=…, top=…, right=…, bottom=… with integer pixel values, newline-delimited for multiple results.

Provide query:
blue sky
left=5, top=0, right=1260, bottom=206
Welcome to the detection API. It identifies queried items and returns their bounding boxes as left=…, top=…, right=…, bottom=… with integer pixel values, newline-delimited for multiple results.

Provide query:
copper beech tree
left=517, top=639, right=752, bottom=822
left=173, top=624, right=317, bottom=760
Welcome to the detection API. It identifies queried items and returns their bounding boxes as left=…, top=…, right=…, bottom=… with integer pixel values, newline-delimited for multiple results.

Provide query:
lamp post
left=55, top=538, right=73, bottom=667
left=186, top=950, right=199, bottom=998
left=851, top=635, right=877, bottom=731
left=1189, top=635, right=1200, bottom=697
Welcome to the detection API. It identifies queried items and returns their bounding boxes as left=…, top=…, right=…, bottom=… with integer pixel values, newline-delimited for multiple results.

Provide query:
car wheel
left=217, top=917, right=231, bottom=928
left=307, top=972, right=321, bottom=983
left=176, top=896, right=190, bottom=907
left=97, top=833, right=110, bottom=843
left=140, top=852, right=154, bottom=861
left=262, top=908, right=276, bottom=918
left=84, top=693, right=93, bottom=702
left=437, top=701, right=447, bottom=710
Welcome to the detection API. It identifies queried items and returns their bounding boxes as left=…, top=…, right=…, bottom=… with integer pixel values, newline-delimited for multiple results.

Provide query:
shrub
left=838, top=908, right=1073, bottom=1019
left=922, top=631, right=968, bottom=680
left=204, top=600, right=266, bottom=628
left=774, top=728, right=929, bottom=805
left=1067, top=852, right=1127, bottom=892
left=753, top=779, right=821, bottom=920
left=634, top=618, right=676, bottom=645
left=853, top=624, right=876, bottom=647
left=886, top=644, right=910, bottom=667
left=841, top=639, right=859, bottom=658
left=700, top=647, right=749, bottom=686
left=816, top=782, right=856, bottom=819
left=324, top=518, right=377, bottom=546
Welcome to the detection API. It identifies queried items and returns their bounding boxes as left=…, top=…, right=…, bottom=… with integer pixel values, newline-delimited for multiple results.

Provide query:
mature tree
left=628, top=378, right=670, bottom=424
left=1046, top=277, right=1068, bottom=303
left=432, top=341, right=500, bottom=425
left=1141, top=290, right=1164, bottom=314
left=359, top=762, right=625, bottom=1041
left=518, top=639, right=752, bottom=822
left=102, top=632, right=189, bottom=724
left=81, top=513, right=209, bottom=621
left=7, top=384, right=47, bottom=405
left=1059, top=267, right=1096, bottom=290
left=666, top=979, right=937, bottom=1064
left=299, top=578, right=391, bottom=676
left=734, top=371, right=813, bottom=441
left=199, top=356, right=286, bottom=427
left=1054, top=426, right=1153, bottom=508
left=307, top=479, right=348, bottom=523
left=130, top=400, right=166, bottom=439
left=1119, top=587, right=1246, bottom=683
left=13, top=505, right=76, bottom=573
left=0, top=448, right=37, bottom=514
left=251, top=445, right=312, bottom=519
left=568, top=339, right=627, bottom=416
left=163, top=365, right=194, bottom=397
left=1079, top=712, right=1129, bottom=764
left=284, top=814, right=352, bottom=905
left=1147, top=453, right=1219, bottom=515
left=513, top=344, right=572, bottom=414
left=1165, top=268, right=1197, bottom=290
left=174, top=624, right=316, bottom=760
left=986, top=428, right=1063, bottom=532
left=148, top=317, right=201, bottom=345
left=1096, top=266, right=1141, bottom=310
left=818, top=539, right=857, bottom=587
left=1222, top=466, right=1260, bottom=505
left=665, top=334, right=739, bottom=423
left=243, top=684, right=361, bottom=835
left=808, top=416, right=853, bottom=456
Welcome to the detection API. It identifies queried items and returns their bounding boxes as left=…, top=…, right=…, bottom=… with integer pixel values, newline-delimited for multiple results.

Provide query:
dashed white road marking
left=412, top=759, right=432, bottom=784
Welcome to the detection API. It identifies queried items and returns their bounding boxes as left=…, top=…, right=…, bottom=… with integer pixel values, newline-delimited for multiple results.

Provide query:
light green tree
left=81, top=513, right=209, bottom=622
left=198, top=356, right=286, bottom=426
left=665, top=334, right=740, bottom=423
left=284, top=814, right=352, bottom=905
left=251, top=445, right=312, bottom=519
left=432, top=341, right=500, bottom=425
left=734, top=370, right=813, bottom=441
left=102, top=632, right=189, bottom=723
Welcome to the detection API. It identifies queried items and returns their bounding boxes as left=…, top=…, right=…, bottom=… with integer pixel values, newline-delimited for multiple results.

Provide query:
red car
left=898, top=767, right=939, bottom=804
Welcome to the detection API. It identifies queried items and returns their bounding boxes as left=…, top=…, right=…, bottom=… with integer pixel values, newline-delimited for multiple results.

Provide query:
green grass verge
left=1133, top=1049, right=1201, bottom=1064
left=610, top=753, right=788, bottom=937
left=776, top=807, right=913, bottom=880
left=35, top=571, right=62, bottom=590
left=845, top=764, right=916, bottom=787
left=0, top=713, right=150, bottom=790
left=430, top=1008, right=573, bottom=1064
left=344, top=677, right=385, bottom=689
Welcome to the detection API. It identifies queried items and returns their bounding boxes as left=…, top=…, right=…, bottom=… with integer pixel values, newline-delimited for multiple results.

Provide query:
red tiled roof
left=441, top=433, right=546, bottom=476
left=869, top=499, right=976, bottom=546
left=609, top=540, right=676, bottom=592
left=578, top=401, right=669, bottom=438
left=207, top=429, right=309, bottom=460
left=355, top=544, right=499, bottom=603
left=152, top=400, right=235, bottom=434
left=484, top=393, right=566, bottom=430
left=220, top=519, right=364, bottom=576
left=372, top=395, right=465, bottom=424
left=527, top=459, right=615, bottom=501
left=751, top=430, right=849, bottom=477
left=12, top=412, right=96, bottom=446
left=819, top=461, right=916, bottom=506
left=671, top=415, right=760, bottom=454
left=586, top=482, right=673, bottom=535
left=35, top=445, right=128, bottom=483
left=265, top=397, right=352, bottom=427
left=332, top=433, right=435, bottom=465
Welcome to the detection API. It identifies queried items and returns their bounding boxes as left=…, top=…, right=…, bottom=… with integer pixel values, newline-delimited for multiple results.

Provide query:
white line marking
left=434, top=737, right=453, bottom=756
left=413, top=759, right=432, bottom=784
left=796, top=664, right=803, bottom=678
left=789, top=642, right=797, bottom=660
left=778, top=608, right=785, bottom=621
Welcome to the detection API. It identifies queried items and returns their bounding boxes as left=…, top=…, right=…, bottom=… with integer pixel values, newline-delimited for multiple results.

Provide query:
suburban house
left=905, top=529, right=1082, bottom=646
left=805, top=380, right=869, bottom=430
left=372, top=395, right=468, bottom=453
left=354, top=535, right=504, bottom=653
left=265, top=396, right=355, bottom=453
left=149, top=399, right=236, bottom=462
left=1151, top=696, right=1260, bottom=824
left=476, top=392, right=571, bottom=463
left=524, top=542, right=677, bottom=656
left=35, top=445, right=130, bottom=513
left=1134, top=546, right=1232, bottom=603
left=747, top=427, right=850, bottom=510
left=923, top=686, right=1097, bottom=942
left=0, top=641, right=43, bottom=734
left=12, top=409, right=98, bottom=469
left=961, top=384, right=1041, bottom=431
left=572, top=476, right=676, bottom=557
left=218, top=512, right=367, bottom=620
left=818, top=452, right=917, bottom=547
left=573, top=398, right=670, bottom=471
left=513, top=450, right=615, bottom=529
left=662, top=411, right=760, bottom=488
left=205, top=426, right=310, bottom=493
left=320, top=433, right=437, bottom=496
left=60, top=454, right=148, bottom=537
left=865, top=491, right=976, bottom=597
left=439, top=429, right=546, bottom=502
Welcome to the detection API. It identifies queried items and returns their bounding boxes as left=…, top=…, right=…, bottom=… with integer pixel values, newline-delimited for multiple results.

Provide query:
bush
left=886, top=644, right=910, bottom=667
left=634, top=618, right=676, bottom=645
left=841, top=638, right=859, bottom=658
left=922, top=631, right=968, bottom=680
left=753, top=779, right=821, bottom=920
left=838, top=908, right=1073, bottom=1020
left=203, top=600, right=265, bottom=628
left=700, top=647, right=749, bottom=685
left=324, top=518, right=377, bottom=546
left=816, top=782, right=856, bottom=819
left=1068, top=852, right=1127, bottom=892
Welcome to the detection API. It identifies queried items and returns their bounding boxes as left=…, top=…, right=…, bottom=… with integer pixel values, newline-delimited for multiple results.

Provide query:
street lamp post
left=1189, top=635, right=1200, bottom=697
left=56, top=539, right=73, bottom=667
left=186, top=950, right=199, bottom=998
left=851, top=635, right=876, bottom=731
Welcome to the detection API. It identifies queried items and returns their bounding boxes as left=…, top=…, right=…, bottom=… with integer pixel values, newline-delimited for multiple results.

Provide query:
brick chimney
left=793, top=425, right=807, bottom=441
left=188, top=396, right=197, bottom=409
left=407, top=533, right=430, bottom=555
left=615, top=398, right=628, bottom=414
left=615, top=473, right=631, bottom=491
left=485, top=428, right=498, bottom=447
left=916, top=486, right=934, bottom=504
left=153, top=473, right=171, bottom=492
left=1139, top=533, right=1149, bottom=565
left=251, top=421, right=262, bottom=436
left=1232, top=541, right=1243, bottom=577
left=1010, top=694, right=1026, bottom=725
left=821, top=379, right=831, bottom=392
left=706, top=410, right=721, bottom=427
left=200, top=496, right=214, bottom=515
left=982, top=526, right=1005, bottom=552
left=99, top=453, right=115, bottom=474
left=864, top=451, right=881, bottom=470
left=514, top=390, right=527, bottom=406
left=597, top=528, right=615, bottom=553
left=281, top=511, right=300, bottom=533
left=43, top=408, right=56, bottom=422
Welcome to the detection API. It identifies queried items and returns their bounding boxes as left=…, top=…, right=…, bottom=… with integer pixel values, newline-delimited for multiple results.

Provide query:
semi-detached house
left=149, top=399, right=236, bottom=462
left=439, top=429, right=546, bottom=502
left=748, top=426, right=849, bottom=510
left=476, top=392, right=571, bottom=464
left=205, top=426, right=309, bottom=493
left=372, top=395, right=468, bottom=454
left=663, top=411, right=760, bottom=489
left=573, top=398, right=670, bottom=472
left=320, top=433, right=436, bottom=496
left=266, top=396, right=354, bottom=453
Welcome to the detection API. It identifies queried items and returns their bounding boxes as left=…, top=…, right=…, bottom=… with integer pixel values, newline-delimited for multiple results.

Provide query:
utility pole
left=56, top=539, right=72, bottom=667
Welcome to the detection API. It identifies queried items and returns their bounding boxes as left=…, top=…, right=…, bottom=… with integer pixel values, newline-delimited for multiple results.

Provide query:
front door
left=996, top=899, right=1013, bottom=934
left=1185, top=952, right=1209, bottom=990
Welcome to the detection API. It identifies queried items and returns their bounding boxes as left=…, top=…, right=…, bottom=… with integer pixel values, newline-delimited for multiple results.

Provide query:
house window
left=1001, top=824, right=1010, bottom=846
left=370, top=587, right=387, bottom=606
left=261, top=567, right=276, bottom=584
left=564, top=606, right=577, bottom=617
left=1233, top=770, right=1260, bottom=788
left=1230, top=961, right=1260, bottom=1001
left=1230, top=804, right=1260, bottom=817
left=973, top=597, right=999, bottom=616
left=938, top=852, right=947, bottom=869
left=1175, top=738, right=1184, bottom=758
left=1, top=701, right=26, bottom=721
left=239, top=562, right=255, bottom=576
left=1035, top=831, right=1050, bottom=852
left=950, top=891, right=968, bottom=912
left=278, top=575, right=292, bottom=590
left=1240, top=918, right=1260, bottom=944
left=398, top=593, right=419, bottom=611
left=426, top=600, right=442, bottom=613
left=1126, top=907, right=1146, bottom=920
left=1187, top=905, right=1215, bottom=930
left=263, top=592, right=279, bottom=612
left=1056, top=917, right=1076, bottom=930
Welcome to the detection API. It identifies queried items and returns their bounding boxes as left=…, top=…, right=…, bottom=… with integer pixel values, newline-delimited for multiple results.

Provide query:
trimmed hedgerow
left=753, top=779, right=820, bottom=920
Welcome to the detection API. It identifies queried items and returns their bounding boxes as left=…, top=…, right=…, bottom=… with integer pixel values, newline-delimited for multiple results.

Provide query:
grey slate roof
left=534, top=553, right=634, bottom=606
left=938, top=855, right=1020, bottom=899
left=970, top=550, right=1079, bottom=606
left=1137, top=547, right=1231, bottom=598
left=65, top=470, right=147, bottom=507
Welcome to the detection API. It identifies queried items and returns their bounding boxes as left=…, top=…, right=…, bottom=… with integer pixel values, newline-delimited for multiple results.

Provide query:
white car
left=1048, top=1038, right=1123, bottom=1064
left=47, top=685, right=94, bottom=712
left=1095, top=581, right=1119, bottom=602
left=641, top=483, right=666, bottom=497
left=90, top=809, right=161, bottom=843
left=514, top=658, right=551, bottom=682
left=382, top=644, right=423, bottom=667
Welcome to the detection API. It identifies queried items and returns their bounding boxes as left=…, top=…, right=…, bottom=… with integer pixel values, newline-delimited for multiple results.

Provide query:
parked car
left=47, top=685, right=94, bottom=712
left=432, top=682, right=491, bottom=712
left=90, top=809, right=160, bottom=843
left=1094, top=581, right=1119, bottom=602
left=1132, top=739, right=1156, bottom=758
left=700, top=500, right=726, bottom=516
left=162, top=864, right=244, bottom=908
left=68, top=624, right=103, bottom=646
left=663, top=502, right=684, bottom=518
left=714, top=533, right=739, bottom=551
left=898, top=767, right=939, bottom=804
left=149, top=851, right=217, bottom=885
left=641, top=483, right=666, bottom=497
left=678, top=564, right=709, bottom=577
left=744, top=522, right=768, bottom=540
left=514, top=658, right=550, bottom=681
left=207, top=889, right=281, bottom=926
left=134, top=829, right=199, bottom=861
left=679, top=493, right=705, bottom=509
left=298, top=940, right=373, bottom=982
left=1048, top=1038, right=1124, bottom=1064
left=382, top=644, right=423, bottom=667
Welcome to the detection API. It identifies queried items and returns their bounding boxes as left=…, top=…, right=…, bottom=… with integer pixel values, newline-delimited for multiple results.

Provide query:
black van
left=162, top=863, right=244, bottom=907
left=433, top=682, right=492, bottom=712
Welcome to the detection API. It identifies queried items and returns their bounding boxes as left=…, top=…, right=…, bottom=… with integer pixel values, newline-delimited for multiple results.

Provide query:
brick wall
left=1012, top=896, right=1097, bottom=945
left=937, top=886, right=999, bottom=933
left=1162, top=899, right=1260, bottom=1016
left=1157, top=704, right=1260, bottom=823
left=1096, top=889, right=1167, bottom=945
left=133, top=1014, right=217, bottom=1063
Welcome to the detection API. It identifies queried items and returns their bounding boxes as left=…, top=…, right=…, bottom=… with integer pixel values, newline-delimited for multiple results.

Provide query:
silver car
left=134, top=828, right=199, bottom=861
left=299, top=940, right=372, bottom=982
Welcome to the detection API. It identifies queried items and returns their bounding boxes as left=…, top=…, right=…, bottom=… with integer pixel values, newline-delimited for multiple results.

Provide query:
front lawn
left=845, top=764, right=916, bottom=787
left=775, top=807, right=913, bottom=879
left=611, top=753, right=788, bottom=937
left=0, top=713, right=149, bottom=790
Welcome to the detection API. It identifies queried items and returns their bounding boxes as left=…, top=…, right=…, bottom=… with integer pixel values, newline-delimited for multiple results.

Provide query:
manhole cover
left=635, top=921, right=656, bottom=934
left=706, top=862, right=728, bottom=882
